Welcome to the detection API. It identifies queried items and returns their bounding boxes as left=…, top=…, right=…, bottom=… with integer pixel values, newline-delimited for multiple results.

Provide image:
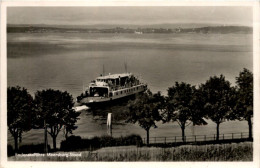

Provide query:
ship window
left=89, top=87, right=108, bottom=97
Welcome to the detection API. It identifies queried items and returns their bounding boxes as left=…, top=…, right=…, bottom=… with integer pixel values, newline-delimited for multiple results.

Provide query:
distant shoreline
left=7, top=25, right=252, bottom=34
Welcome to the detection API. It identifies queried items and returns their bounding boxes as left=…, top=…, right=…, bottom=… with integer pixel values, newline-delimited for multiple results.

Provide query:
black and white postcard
left=1, top=1, right=259, bottom=168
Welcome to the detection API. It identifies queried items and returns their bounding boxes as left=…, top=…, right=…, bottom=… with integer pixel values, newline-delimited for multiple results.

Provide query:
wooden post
left=107, top=113, right=112, bottom=137
left=44, top=119, right=48, bottom=154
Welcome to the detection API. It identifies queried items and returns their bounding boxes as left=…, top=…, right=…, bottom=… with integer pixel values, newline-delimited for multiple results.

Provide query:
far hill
left=179, top=26, right=252, bottom=34
left=7, top=24, right=252, bottom=34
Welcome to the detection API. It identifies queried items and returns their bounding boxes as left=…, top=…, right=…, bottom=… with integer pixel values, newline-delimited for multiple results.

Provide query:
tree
left=127, top=90, right=162, bottom=145
left=201, top=75, right=234, bottom=141
left=233, top=68, right=253, bottom=140
left=163, top=82, right=206, bottom=142
left=63, top=110, right=80, bottom=139
left=34, top=89, right=80, bottom=150
left=7, top=86, right=34, bottom=153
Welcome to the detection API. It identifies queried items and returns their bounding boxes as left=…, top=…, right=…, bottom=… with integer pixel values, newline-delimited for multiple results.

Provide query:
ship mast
left=124, top=56, right=127, bottom=73
left=103, top=64, right=105, bottom=76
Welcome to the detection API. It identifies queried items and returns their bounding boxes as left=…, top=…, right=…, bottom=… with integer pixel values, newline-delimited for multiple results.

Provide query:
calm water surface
left=7, top=33, right=252, bottom=147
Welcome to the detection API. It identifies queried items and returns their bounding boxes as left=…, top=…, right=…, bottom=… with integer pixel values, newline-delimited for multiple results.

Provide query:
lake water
left=7, top=32, right=252, bottom=148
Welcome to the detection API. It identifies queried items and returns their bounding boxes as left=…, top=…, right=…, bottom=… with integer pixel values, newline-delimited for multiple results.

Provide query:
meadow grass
left=9, top=142, right=252, bottom=161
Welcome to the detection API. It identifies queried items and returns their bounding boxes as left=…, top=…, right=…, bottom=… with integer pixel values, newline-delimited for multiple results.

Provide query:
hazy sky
left=7, top=6, right=252, bottom=26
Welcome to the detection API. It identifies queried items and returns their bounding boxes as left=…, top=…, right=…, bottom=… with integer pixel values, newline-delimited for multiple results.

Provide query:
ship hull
left=83, top=94, right=136, bottom=108
left=79, top=88, right=145, bottom=108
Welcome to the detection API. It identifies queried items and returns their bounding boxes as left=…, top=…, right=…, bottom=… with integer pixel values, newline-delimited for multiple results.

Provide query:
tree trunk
left=216, top=122, right=220, bottom=141
left=65, top=129, right=68, bottom=140
left=53, top=136, right=57, bottom=151
left=44, top=120, right=48, bottom=153
left=181, top=125, right=185, bottom=142
left=14, top=135, right=18, bottom=153
left=146, top=129, right=150, bottom=145
left=248, top=117, right=253, bottom=140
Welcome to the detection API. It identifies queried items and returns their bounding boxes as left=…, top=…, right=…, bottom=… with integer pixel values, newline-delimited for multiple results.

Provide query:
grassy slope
left=9, top=142, right=252, bottom=161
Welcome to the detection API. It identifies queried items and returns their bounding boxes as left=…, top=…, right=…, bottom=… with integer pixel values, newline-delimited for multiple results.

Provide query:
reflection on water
left=7, top=32, right=252, bottom=148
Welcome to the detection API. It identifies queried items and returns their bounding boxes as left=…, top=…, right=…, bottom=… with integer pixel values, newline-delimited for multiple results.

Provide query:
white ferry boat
left=77, top=73, right=147, bottom=107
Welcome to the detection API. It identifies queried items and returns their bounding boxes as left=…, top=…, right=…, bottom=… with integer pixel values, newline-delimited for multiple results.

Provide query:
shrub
left=8, top=145, right=15, bottom=156
left=60, top=134, right=143, bottom=151
left=60, top=136, right=83, bottom=151
left=18, top=143, right=51, bottom=154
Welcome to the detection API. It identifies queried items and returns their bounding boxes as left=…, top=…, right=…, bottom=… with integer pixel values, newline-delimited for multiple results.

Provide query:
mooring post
left=107, top=113, right=112, bottom=137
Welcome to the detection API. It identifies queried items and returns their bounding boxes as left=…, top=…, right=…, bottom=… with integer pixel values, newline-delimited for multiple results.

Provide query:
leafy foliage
left=7, top=86, right=34, bottom=152
left=163, top=82, right=206, bottom=142
left=200, top=75, right=235, bottom=140
left=232, top=68, right=253, bottom=139
left=34, top=89, right=80, bottom=150
left=234, top=68, right=253, bottom=119
left=127, top=90, right=163, bottom=144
